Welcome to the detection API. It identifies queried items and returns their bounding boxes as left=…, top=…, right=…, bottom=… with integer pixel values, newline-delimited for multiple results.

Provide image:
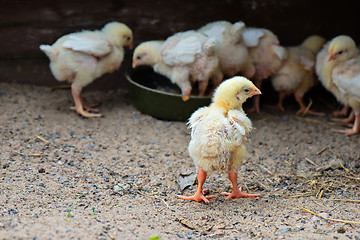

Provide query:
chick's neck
left=212, top=101, right=242, bottom=115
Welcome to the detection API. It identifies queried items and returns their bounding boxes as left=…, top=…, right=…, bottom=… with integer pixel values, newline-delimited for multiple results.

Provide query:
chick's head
left=132, top=41, right=163, bottom=68
left=212, top=76, right=261, bottom=110
left=327, top=35, right=357, bottom=62
left=102, top=22, right=133, bottom=48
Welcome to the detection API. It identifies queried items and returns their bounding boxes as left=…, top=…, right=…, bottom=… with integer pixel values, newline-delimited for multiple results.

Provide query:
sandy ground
left=0, top=82, right=359, bottom=240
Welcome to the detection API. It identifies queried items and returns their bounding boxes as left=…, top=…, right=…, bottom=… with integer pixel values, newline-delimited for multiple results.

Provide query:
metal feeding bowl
left=126, top=66, right=211, bottom=121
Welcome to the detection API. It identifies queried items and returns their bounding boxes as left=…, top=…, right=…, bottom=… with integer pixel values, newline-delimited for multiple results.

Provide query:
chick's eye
left=136, top=55, right=141, bottom=60
left=244, top=89, right=249, bottom=93
left=127, top=37, right=131, bottom=41
left=338, top=50, right=343, bottom=55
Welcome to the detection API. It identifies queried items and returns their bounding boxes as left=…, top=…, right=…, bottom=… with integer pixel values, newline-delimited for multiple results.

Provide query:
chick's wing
left=161, top=35, right=202, bottom=66
left=62, top=32, right=112, bottom=57
left=332, top=57, right=360, bottom=100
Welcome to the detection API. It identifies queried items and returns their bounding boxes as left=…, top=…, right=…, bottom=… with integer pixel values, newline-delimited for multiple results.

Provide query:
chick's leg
left=333, top=112, right=360, bottom=136
left=198, top=80, right=209, bottom=97
left=70, top=96, right=100, bottom=113
left=178, top=168, right=215, bottom=204
left=331, top=105, right=349, bottom=118
left=71, top=85, right=102, bottom=118
left=277, top=92, right=286, bottom=112
left=221, top=170, right=259, bottom=200
left=331, top=110, right=354, bottom=124
left=294, top=91, right=324, bottom=116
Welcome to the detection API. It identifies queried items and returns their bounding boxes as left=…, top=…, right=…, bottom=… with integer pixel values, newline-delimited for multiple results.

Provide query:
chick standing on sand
left=40, top=22, right=133, bottom=118
left=178, top=76, right=261, bottom=203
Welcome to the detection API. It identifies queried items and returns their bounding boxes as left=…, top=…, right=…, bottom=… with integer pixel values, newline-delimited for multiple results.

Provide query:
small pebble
left=276, top=227, right=291, bottom=233
left=177, top=233, right=185, bottom=238
left=59, top=177, right=68, bottom=183
left=337, top=227, right=346, bottom=233
left=38, top=168, right=45, bottom=173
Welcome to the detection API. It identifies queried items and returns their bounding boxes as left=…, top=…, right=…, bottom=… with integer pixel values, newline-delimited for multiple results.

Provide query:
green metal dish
left=126, top=66, right=211, bottom=121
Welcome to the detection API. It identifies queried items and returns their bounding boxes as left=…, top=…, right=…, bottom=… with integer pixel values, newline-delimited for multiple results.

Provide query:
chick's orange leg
left=333, top=112, right=360, bottom=136
left=71, top=85, right=102, bottom=118
left=198, top=80, right=209, bottom=97
left=70, top=98, right=100, bottom=113
left=277, top=92, right=286, bottom=112
left=331, top=110, right=354, bottom=124
left=178, top=169, right=215, bottom=204
left=221, top=170, right=259, bottom=200
left=331, top=105, right=349, bottom=118
left=294, top=92, right=324, bottom=116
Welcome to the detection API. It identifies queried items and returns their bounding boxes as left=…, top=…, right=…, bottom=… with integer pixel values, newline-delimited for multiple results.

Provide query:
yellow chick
left=132, top=31, right=222, bottom=101
left=271, top=35, right=326, bottom=115
left=198, top=21, right=254, bottom=78
left=316, top=37, right=351, bottom=118
left=178, top=76, right=261, bottom=203
left=323, top=35, right=360, bottom=136
left=40, top=22, right=133, bottom=118
left=242, top=27, right=287, bottom=113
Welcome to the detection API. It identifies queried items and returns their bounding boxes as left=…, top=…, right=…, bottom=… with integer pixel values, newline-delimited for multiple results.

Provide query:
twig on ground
left=301, top=207, right=360, bottom=225
left=36, top=135, right=49, bottom=143
left=317, top=146, right=328, bottom=155
left=344, top=176, right=360, bottom=181
left=324, top=199, right=360, bottom=203
left=305, top=158, right=318, bottom=166
left=301, top=99, right=313, bottom=117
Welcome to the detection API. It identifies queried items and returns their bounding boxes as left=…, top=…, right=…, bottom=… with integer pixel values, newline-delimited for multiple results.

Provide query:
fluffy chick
left=319, top=35, right=360, bottom=136
left=178, top=76, right=261, bottom=203
left=271, top=35, right=326, bottom=115
left=132, top=31, right=222, bottom=101
left=40, top=22, right=133, bottom=118
left=243, top=27, right=287, bottom=113
left=198, top=21, right=254, bottom=78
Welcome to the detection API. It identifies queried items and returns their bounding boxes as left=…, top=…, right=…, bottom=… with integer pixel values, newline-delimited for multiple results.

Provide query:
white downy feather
left=272, top=45, right=287, bottom=60
left=243, top=28, right=264, bottom=47
left=233, top=121, right=246, bottom=136
left=162, top=36, right=202, bottom=66
left=62, top=35, right=111, bottom=57
left=333, top=67, right=360, bottom=101
left=201, top=24, right=226, bottom=43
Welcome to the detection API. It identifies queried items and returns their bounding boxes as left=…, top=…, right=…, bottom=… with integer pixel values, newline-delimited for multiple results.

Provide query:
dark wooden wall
left=0, top=0, right=359, bottom=89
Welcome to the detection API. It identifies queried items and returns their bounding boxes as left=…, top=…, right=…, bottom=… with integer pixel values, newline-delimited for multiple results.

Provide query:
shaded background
left=0, top=0, right=359, bottom=89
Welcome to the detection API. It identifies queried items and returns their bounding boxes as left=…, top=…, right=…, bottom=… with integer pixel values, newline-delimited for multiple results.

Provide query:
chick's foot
left=222, top=188, right=260, bottom=200
left=71, top=106, right=102, bottom=118
left=71, top=104, right=100, bottom=113
left=178, top=192, right=215, bottom=204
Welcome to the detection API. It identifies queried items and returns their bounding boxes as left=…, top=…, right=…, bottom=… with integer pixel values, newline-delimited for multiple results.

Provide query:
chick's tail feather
left=40, top=45, right=58, bottom=61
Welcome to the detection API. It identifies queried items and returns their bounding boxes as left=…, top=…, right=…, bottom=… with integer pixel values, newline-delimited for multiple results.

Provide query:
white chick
left=198, top=21, right=254, bottom=78
left=40, top=22, right=133, bottom=118
left=319, top=35, right=360, bottom=136
left=243, top=27, right=287, bottom=113
left=178, top=76, right=261, bottom=203
left=271, top=35, right=326, bottom=115
left=132, top=31, right=222, bottom=101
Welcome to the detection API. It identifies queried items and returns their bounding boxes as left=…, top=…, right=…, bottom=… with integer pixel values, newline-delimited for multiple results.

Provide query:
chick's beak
left=327, top=49, right=335, bottom=61
left=327, top=54, right=336, bottom=61
left=250, top=87, right=262, bottom=97
left=127, top=42, right=133, bottom=49
left=132, top=60, right=138, bottom=69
